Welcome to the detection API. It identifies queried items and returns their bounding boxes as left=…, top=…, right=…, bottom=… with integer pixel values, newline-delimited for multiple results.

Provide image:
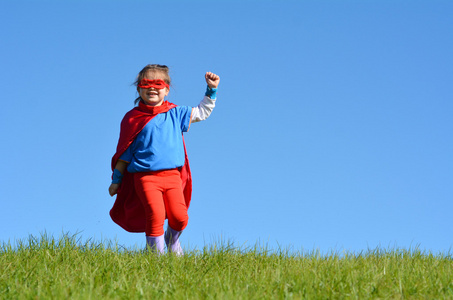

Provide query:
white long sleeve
left=191, top=96, right=216, bottom=123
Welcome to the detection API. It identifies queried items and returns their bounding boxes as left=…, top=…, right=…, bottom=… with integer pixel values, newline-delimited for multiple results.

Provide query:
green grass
left=1, top=234, right=452, bottom=299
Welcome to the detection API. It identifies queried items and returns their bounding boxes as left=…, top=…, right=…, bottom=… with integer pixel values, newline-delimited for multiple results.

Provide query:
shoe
left=146, top=235, right=165, bottom=255
left=164, top=226, right=184, bottom=256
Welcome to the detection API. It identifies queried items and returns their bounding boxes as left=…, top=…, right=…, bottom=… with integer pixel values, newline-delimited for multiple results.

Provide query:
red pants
left=134, top=169, right=189, bottom=237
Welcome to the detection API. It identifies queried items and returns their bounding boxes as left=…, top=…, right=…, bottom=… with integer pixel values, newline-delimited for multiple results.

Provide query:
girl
left=109, top=64, right=220, bottom=255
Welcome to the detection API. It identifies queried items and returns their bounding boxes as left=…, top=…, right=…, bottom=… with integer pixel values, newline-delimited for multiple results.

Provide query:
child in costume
left=109, top=64, right=220, bottom=255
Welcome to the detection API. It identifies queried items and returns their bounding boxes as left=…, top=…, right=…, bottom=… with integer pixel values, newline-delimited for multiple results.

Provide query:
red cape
left=110, top=101, right=192, bottom=232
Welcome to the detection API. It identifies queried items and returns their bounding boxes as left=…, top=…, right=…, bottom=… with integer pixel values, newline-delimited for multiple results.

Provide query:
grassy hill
left=1, top=234, right=452, bottom=299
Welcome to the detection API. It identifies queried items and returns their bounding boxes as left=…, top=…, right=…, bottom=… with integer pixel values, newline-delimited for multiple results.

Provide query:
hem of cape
left=109, top=210, right=145, bottom=233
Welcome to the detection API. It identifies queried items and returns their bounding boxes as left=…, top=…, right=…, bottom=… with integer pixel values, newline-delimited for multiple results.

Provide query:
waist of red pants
left=134, top=168, right=181, bottom=177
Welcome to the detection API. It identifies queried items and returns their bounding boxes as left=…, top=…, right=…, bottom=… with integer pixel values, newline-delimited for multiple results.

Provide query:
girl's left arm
left=190, top=72, right=220, bottom=124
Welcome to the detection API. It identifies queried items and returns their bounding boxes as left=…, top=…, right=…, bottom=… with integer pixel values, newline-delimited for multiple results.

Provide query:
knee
left=169, top=213, right=189, bottom=231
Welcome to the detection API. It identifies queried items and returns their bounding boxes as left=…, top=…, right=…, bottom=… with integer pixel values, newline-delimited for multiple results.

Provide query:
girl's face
left=138, top=71, right=169, bottom=106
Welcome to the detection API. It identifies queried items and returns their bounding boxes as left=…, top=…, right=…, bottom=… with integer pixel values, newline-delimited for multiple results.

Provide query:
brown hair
left=134, top=64, right=171, bottom=105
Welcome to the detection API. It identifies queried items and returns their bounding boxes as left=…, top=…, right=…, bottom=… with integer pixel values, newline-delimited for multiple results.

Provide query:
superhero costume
left=110, top=100, right=192, bottom=232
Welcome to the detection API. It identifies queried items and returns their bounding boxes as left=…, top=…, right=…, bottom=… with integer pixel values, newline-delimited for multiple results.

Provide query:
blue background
left=1, top=0, right=452, bottom=254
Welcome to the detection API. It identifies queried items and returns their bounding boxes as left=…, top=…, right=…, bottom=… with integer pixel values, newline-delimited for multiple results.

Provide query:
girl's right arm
left=108, top=160, right=128, bottom=197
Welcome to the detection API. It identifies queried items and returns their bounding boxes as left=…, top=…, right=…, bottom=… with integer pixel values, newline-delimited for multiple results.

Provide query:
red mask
left=138, top=79, right=169, bottom=90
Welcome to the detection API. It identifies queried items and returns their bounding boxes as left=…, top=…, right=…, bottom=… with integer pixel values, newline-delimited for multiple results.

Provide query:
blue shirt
left=119, top=106, right=192, bottom=172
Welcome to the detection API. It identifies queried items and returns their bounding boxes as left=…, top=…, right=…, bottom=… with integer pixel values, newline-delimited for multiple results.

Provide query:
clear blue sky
left=1, top=0, right=452, bottom=254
